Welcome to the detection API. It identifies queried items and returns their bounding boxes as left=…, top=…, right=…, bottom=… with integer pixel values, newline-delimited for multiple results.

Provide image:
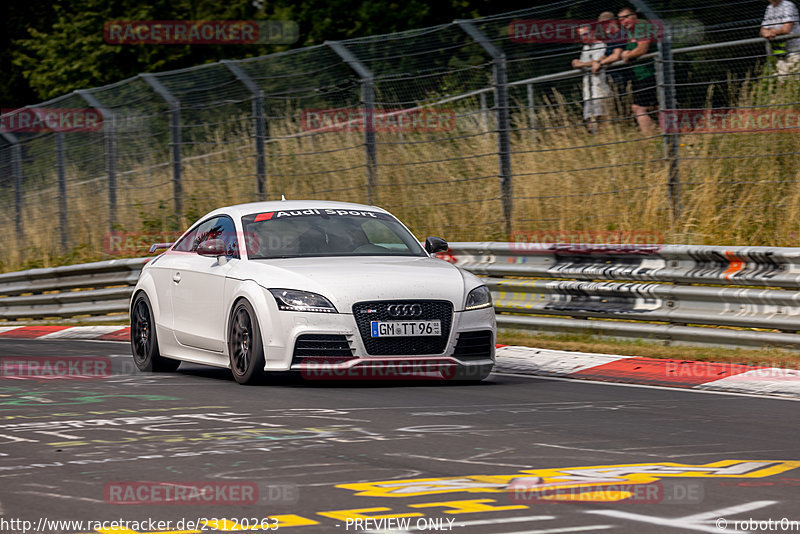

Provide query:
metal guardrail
left=3, top=243, right=800, bottom=350
left=0, top=258, right=149, bottom=321
left=448, top=242, right=800, bottom=349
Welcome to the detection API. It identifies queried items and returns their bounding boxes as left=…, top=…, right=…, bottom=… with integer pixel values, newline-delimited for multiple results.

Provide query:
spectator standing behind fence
left=593, top=12, right=627, bottom=88
left=572, top=24, right=610, bottom=133
left=618, top=6, right=658, bottom=135
left=761, top=0, right=800, bottom=79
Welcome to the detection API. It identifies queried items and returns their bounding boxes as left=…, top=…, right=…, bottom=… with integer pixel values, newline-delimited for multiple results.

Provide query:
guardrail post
left=326, top=41, right=376, bottom=204
left=455, top=20, right=513, bottom=238
left=632, top=0, right=681, bottom=220
left=76, top=90, right=117, bottom=232
left=222, top=60, right=268, bottom=201
left=1, top=133, right=24, bottom=240
left=56, top=131, right=69, bottom=249
left=141, top=73, right=183, bottom=224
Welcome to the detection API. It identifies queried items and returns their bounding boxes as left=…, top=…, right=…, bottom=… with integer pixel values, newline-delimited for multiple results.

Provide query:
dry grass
left=4, top=71, right=800, bottom=272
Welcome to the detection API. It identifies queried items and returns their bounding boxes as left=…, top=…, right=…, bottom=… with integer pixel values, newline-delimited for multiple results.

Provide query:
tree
left=9, top=0, right=513, bottom=105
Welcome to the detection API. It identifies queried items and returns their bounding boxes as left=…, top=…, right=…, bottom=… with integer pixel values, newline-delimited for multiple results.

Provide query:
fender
left=225, top=278, right=286, bottom=368
left=130, top=270, right=162, bottom=327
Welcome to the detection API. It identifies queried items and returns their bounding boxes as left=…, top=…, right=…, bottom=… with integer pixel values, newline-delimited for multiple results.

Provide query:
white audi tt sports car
left=129, top=200, right=495, bottom=384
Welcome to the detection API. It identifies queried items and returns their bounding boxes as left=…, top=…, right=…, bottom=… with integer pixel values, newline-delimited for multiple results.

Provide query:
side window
left=173, top=224, right=202, bottom=252
left=172, top=216, right=239, bottom=258
left=216, top=216, right=239, bottom=258
left=189, top=218, right=221, bottom=252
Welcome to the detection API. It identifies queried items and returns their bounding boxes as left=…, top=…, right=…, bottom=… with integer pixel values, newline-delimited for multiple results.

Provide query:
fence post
left=527, top=83, right=537, bottom=141
left=1, top=133, right=23, bottom=239
left=632, top=0, right=681, bottom=220
left=76, top=90, right=117, bottom=232
left=326, top=41, right=376, bottom=205
left=479, top=92, right=489, bottom=129
left=55, top=131, right=69, bottom=249
left=455, top=20, right=513, bottom=238
left=141, top=73, right=183, bottom=224
left=222, top=60, right=268, bottom=201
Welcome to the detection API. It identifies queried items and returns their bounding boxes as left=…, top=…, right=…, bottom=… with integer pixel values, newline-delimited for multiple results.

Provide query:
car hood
left=232, top=256, right=469, bottom=312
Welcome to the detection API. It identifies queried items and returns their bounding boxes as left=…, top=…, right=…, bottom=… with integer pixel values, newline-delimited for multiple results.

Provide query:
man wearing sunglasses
left=572, top=24, right=610, bottom=132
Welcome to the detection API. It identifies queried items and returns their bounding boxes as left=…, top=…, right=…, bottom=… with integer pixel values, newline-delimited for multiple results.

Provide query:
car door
left=170, top=215, right=239, bottom=354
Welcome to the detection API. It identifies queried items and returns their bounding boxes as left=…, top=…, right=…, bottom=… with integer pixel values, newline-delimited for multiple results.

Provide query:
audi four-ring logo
left=387, top=304, right=423, bottom=317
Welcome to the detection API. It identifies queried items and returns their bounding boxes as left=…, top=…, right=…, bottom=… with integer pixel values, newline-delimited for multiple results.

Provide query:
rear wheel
left=131, top=292, right=181, bottom=372
left=228, top=300, right=266, bottom=385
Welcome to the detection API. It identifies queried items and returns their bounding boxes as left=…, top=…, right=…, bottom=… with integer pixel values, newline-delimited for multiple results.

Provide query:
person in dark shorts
left=593, top=11, right=628, bottom=89
left=618, top=6, right=658, bottom=134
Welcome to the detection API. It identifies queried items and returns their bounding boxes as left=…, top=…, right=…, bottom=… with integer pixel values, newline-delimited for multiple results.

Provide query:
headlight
left=269, top=289, right=338, bottom=313
left=465, top=285, right=492, bottom=310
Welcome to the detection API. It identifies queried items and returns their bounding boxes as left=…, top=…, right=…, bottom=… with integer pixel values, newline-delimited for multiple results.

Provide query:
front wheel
left=130, top=292, right=181, bottom=372
left=228, top=300, right=266, bottom=385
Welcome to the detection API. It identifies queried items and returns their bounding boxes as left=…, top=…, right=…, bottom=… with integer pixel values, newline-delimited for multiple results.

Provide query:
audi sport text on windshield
left=242, top=208, right=427, bottom=259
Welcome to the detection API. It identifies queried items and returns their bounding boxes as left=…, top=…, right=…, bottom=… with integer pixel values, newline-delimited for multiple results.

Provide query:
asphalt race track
left=1, top=339, right=799, bottom=534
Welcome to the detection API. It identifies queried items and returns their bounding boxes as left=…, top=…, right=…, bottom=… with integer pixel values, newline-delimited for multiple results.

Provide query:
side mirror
left=196, top=238, right=227, bottom=257
left=425, top=236, right=449, bottom=254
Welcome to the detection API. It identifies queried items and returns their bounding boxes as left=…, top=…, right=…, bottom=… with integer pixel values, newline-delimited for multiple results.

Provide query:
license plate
left=371, top=320, right=441, bottom=338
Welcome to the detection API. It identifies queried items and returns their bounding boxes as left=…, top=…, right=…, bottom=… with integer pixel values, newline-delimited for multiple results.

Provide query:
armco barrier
left=0, top=258, right=149, bottom=321
left=446, top=242, right=800, bottom=349
left=2, top=244, right=800, bottom=349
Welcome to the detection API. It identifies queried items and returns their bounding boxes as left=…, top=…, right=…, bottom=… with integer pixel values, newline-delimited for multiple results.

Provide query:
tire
left=130, top=292, right=181, bottom=372
left=228, top=300, right=266, bottom=385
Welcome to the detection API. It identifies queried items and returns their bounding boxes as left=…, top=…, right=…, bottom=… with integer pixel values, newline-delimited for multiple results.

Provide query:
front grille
left=353, top=300, right=453, bottom=356
left=453, top=330, right=494, bottom=360
left=292, top=334, right=353, bottom=363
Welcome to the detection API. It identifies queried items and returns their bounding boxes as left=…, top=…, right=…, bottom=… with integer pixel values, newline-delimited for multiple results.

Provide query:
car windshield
left=242, top=208, right=427, bottom=259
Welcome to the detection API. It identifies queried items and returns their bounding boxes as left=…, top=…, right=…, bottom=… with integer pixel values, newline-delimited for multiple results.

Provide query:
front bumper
left=262, top=305, right=495, bottom=375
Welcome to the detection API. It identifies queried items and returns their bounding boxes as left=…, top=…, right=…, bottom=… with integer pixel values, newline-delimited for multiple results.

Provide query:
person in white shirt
left=761, top=0, right=800, bottom=78
left=571, top=24, right=610, bottom=133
